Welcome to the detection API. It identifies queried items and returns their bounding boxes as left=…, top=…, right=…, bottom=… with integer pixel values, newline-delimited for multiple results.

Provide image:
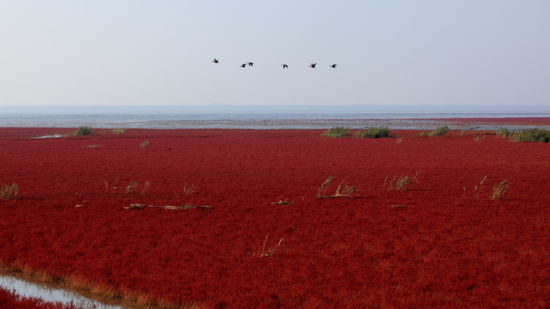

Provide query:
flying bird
left=330, top=64, right=337, bottom=68
left=248, top=62, right=254, bottom=67
left=309, top=63, right=317, bottom=68
left=282, top=64, right=288, bottom=69
left=240, top=63, right=247, bottom=68
left=212, top=58, right=219, bottom=64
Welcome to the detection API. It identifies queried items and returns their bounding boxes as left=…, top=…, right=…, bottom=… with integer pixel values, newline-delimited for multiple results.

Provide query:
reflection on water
left=0, top=275, right=122, bottom=309
left=31, top=134, right=67, bottom=139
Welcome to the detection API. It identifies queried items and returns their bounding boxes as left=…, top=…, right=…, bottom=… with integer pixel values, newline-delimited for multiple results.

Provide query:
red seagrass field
left=0, top=124, right=549, bottom=308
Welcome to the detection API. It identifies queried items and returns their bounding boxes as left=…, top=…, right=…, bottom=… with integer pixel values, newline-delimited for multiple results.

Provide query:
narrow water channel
left=0, top=275, right=122, bottom=309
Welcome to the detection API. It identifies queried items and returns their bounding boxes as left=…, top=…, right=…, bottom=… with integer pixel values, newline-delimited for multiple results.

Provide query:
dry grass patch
left=471, top=176, right=487, bottom=199
left=462, top=176, right=488, bottom=199
left=384, top=173, right=419, bottom=191
left=112, top=128, right=126, bottom=135
left=125, top=181, right=150, bottom=195
left=492, top=180, right=509, bottom=200
left=183, top=183, right=198, bottom=195
left=104, top=179, right=150, bottom=195
left=463, top=176, right=509, bottom=200
left=316, top=176, right=357, bottom=198
left=0, top=184, right=19, bottom=200
left=333, top=182, right=357, bottom=197
left=257, top=234, right=284, bottom=257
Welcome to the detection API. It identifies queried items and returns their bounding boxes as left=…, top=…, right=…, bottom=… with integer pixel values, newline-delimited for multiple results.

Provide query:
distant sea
left=1, top=106, right=550, bottom=129
left=1, top=112, right=550, bottom=130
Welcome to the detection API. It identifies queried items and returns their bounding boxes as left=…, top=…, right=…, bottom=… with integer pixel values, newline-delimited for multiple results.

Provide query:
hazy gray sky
left=0, top=0, right=549, bottom=109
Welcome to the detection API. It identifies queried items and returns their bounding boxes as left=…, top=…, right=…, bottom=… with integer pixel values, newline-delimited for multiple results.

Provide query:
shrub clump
left=496, top=128, right=512, bottom=137
left=428, top=126, right=449, bottom=136
left=74, top=126, right=93, bottom=136
left=359, top=127, right=391, bottom=138
left=514, top=129, right=550, bottom=143
left=0, top=184, right=19, bottom=200
left=322, top=127, right=350, bottom=138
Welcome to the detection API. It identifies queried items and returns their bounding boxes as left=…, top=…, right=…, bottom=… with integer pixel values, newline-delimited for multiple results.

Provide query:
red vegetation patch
left=0, top=127, right=549, bottom=308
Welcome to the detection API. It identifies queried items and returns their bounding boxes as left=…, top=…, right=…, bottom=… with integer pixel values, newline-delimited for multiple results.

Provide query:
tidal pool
left=31, top=134, right=66, bottom=139
left=0, top=274, right=122, bottom=309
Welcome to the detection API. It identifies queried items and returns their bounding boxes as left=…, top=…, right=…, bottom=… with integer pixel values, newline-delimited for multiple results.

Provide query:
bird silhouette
left=248, top=62, right=254, bottom=67
left=212, top=58, right=219, bottom=64
left=240, top=63, right=247, bottom=68
left=282, top=64, right=288, bottom=69
left=330, top=64, right=337, bottom=68
left=309, top=63, right=317, bottom=68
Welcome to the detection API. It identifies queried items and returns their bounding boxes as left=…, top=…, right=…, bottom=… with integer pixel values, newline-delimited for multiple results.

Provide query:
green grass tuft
left=322, top=127, right=350, bottom=138
left=358, top=127, right=391, bottom=138
left=496, top=128, right=512, bottom=137
left=74, top=126, right=93, bottom=136
left=428, top=126, right=449, bottom=136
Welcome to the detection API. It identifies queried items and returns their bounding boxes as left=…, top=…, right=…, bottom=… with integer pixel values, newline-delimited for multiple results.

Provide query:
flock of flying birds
left=212, top=58, right=337, bottom=69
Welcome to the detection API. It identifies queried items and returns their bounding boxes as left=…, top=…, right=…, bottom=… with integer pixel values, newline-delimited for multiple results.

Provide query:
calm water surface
left=0, top=275, right=123, bottom=309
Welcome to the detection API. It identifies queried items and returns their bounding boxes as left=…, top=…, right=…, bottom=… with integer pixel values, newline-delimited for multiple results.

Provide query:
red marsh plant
left=462, top=176, right=488, bottom=199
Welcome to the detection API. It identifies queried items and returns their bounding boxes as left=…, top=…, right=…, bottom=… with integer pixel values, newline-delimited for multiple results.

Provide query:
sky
left=0, top=0, right=549, bottom=111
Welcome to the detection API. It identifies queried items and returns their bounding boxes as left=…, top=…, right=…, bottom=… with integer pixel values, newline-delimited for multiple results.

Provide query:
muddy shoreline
left=1, top=116, right=549, bottom=130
